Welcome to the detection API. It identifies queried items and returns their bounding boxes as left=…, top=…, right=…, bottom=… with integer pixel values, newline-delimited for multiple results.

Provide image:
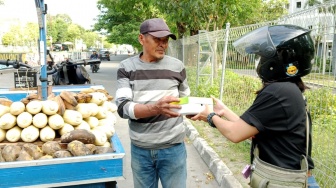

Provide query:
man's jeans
left=131, top=142, right=187, bottom=188
left=308, top=176, right=320, bottom=188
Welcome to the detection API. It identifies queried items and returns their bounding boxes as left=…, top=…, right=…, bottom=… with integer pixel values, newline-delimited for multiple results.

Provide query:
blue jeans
left=308, top=176, right=320, bottom=188
left=131, top=142, right=187, bottom=188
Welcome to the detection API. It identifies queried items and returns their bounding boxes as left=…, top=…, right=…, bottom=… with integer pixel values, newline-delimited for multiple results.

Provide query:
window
left=296, top=2, right=301, bottom=8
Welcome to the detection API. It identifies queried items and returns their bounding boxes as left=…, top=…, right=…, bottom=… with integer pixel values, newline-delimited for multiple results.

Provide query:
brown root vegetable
left=22, top=143, right=44, bottom=160
left=94, top=146, right=114, bottom=155
left=60, top=129, right=95, bottom=144
left=2, top=145, right=22, bottom=162
left=16, top=148, right=33, bottom=161
left=0, top=98, right=13, bottom=107
left=38, top=155, right=54, bottom=160
left=42, top=141, right=62, bottom=155
left=85, top=144, right=97, bottom=154
left=53, top=150, right=72, bottom=158
left=67, top=140, right=92, bottom=156
left=0, top=148, right=5, bottom=162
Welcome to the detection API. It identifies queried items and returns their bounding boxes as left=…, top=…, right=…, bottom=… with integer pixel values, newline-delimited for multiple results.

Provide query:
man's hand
left=148, top=96, right=181, bottom=117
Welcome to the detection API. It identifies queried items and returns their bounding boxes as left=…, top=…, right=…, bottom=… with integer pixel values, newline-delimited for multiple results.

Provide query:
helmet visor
left=233, top=26, right=276, bottom=58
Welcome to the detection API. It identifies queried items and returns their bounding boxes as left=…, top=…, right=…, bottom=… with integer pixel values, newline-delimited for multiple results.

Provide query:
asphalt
left=0, top=62, right=244, bottom=188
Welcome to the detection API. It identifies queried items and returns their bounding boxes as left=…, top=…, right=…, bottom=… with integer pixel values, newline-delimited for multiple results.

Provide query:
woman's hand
left=186, top=104, right=213, bottom=122
left=211, top=96, right=228, bottom=117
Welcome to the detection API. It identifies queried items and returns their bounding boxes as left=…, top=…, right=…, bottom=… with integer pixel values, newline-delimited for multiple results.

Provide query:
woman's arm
left=188, top=96, right=258, bottom=143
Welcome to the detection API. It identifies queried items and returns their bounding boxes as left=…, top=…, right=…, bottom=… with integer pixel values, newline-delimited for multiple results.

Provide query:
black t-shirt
left=241, top=82, right=314, bottom=170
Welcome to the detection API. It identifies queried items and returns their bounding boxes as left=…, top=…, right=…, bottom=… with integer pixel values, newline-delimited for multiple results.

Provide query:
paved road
left=0, top=56, right=243, bottom=188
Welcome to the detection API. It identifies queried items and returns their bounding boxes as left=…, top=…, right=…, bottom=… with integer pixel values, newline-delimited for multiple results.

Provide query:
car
left=52, top=44, right=62, bottom=51
left=99, top=50, right=110, bottom=61
left=52, top=44, right=69, bottom=51
left=87, top=47, right=97, bottom=52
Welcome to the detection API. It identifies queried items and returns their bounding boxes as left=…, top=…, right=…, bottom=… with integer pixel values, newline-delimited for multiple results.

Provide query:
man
left=115, top=18, right=190, bottom=188
left=90, top=51, right=98, bottom=69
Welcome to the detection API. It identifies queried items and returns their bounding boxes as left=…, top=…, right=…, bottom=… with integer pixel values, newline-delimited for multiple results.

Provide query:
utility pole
left=35, top=0, right=48, bottom=100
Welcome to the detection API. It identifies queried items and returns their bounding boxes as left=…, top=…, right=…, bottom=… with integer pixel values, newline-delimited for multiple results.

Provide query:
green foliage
left=1, top=24, right=30, bottom=46
left=1, top=13, right=113, bottom=50
left=66, top=24, right=83, bottom=42
left=305, top=87, right=336, bottom=118
left=81, top=32, right=100, bottom=48
left=313, top=56, right=332, bottom=72
left=95, top=0, right=158, bottom=49
left=93, top=0, right=289, bottom=47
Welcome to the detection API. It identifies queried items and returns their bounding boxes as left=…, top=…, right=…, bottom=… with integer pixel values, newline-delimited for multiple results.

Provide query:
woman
left=188, top=24, right=319, bottom=187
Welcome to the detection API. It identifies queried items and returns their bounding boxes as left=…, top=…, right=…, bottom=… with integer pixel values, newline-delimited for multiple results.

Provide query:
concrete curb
left=184, top=120, right=243, bottom=188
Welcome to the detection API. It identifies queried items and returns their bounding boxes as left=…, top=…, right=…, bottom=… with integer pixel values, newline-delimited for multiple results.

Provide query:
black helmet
left=233, top=24, right=315, bottom=82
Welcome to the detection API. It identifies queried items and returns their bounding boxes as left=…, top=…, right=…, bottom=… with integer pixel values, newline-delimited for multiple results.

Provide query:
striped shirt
left=115, top=54, right=190, bottom=149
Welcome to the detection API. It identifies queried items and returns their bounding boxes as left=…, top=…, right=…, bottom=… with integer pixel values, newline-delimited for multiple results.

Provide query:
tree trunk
left=176, top=22, right=186, bottom=39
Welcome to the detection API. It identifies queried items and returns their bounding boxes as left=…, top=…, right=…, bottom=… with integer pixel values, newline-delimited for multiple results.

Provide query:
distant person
left=46, top=50, right=54, bottom=70
left=188, top=25, right=319, bottom=188
left=90, top=51, right=99, bottom=69
left=115, top=18, right=190, bottom=188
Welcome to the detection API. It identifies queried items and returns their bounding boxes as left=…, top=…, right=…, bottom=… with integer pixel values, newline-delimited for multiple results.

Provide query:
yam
left=22, top=143, right=44, bottom=160
left=26, top=100, right=42, bottom=114
left=2, top=145, right=21, bottom=162
left=16, top=148, right=34, bottom=161
left=74, top=121, right=91, bottom=131
left=58, top=123, right=74, bottom=136
left=0, top=104, right=10, bottom=117
left=32, top=113, right=48, bottom=128
left=94, top=146, right=114, bottom=154
left=38, top=155, right=54, bottom=160
left=0, top=128, right=5, bottom=142
left=60, top=129, right=95, bottom=144
left=53, top=150, right=72, bottom=158
left=9, top=101, right=25, bottom=115
left=85, top=144, right=97, bottom=153
left=0, top=148, right=5, bottom=162
left=42, top=141, right=62, bottom=155
left=67, top=140, right=92, bottom=156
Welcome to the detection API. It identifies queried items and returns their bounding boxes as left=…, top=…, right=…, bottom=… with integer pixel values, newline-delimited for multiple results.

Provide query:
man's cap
left=140, top=18, right=177, bottom=40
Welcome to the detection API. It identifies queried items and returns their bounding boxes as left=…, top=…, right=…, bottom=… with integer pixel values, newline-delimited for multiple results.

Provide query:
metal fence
left=168, top=2, right=336, bottom=187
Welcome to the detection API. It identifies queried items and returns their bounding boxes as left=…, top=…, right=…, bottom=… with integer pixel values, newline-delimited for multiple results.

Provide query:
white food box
left=171, top=97, right=213, bottom=115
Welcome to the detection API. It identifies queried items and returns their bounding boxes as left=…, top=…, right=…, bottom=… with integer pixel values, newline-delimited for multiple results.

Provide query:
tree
left=2, top=23, right=39, bottom=47
left=46, top=14, right=72, bottom=43
left=24, top=23, right=39, bottom=47
left=254, top=0, right=289, bottom=22
left=2, top=32, right=15, bottom=46
left=81, top=32, right=100, bottom=48
left=94, top=0, right=159, bottom=50
left=66, top=24, right=84, bottom=43
left=153, top=0, right=262, bottom=36
left=304, top=0, right=322, bottom=8
left=94, top=0, right=280, bottom=47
